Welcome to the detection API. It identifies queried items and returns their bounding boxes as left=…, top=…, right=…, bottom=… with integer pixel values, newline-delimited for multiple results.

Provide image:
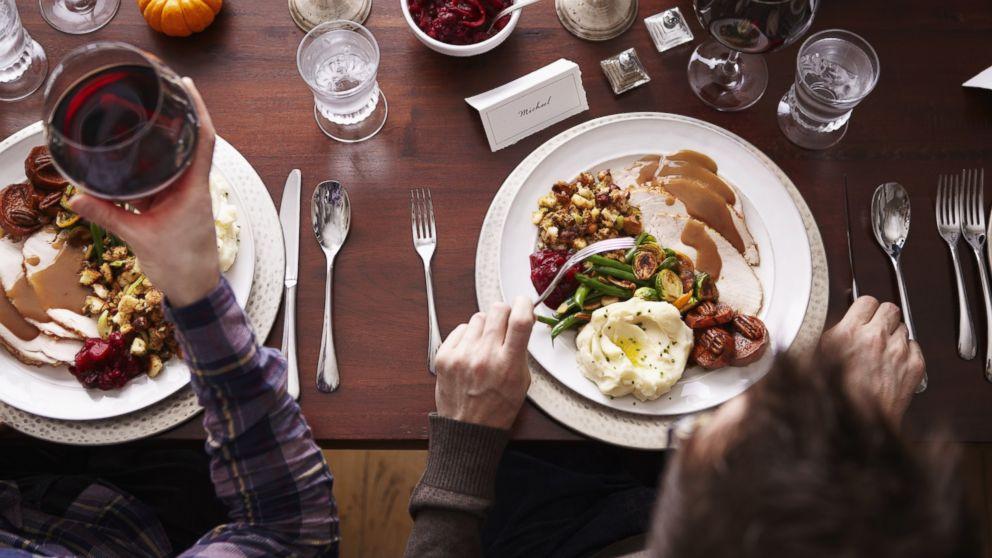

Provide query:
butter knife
left=280, top=169, right=301, bottom=400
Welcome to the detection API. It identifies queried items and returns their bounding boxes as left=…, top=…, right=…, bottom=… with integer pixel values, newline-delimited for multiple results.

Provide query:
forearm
left=405, top=414, right=509, bottom=558
left=167, top=279, right=338, bottom=557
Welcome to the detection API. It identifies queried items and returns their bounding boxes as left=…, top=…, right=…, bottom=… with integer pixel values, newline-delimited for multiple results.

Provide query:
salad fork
left=410, top=188, right=441, bottom=375
left=533, top=237, right=636, bottom=307
left=936, top=174, right=976, bottom=360
left=960, top=168, right=992, bottom=382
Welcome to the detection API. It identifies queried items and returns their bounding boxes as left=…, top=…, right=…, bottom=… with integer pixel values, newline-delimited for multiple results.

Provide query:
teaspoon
left=486, top=0, right=542, bottom=33
left=312, top=181, right=351, bottom=393
left=871, top=182, right=927, bottom=393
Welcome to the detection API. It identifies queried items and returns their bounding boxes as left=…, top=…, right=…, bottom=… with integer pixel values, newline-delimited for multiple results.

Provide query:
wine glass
left=40, top=0, right=120, bottom=35
left=43, top=42, right=199, bottom=200
left=688, top=0, right=818, bottom=112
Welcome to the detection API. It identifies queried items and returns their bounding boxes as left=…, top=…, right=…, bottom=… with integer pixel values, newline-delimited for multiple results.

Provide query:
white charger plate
left=495, top=114, right=812, bottom=416
left=0, top=122, right=255, bottom=421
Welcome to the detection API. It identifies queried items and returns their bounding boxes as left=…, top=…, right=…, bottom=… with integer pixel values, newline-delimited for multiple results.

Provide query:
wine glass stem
left=717, top=50, right=744, bottom=89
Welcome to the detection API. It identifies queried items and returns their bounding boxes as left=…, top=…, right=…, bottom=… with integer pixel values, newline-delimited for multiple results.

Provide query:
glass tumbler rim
left=296, top=19, right=381, bottom=99
left=794, top=28, right=880, bottom=105
left=43, top=41, right=172, bottom=154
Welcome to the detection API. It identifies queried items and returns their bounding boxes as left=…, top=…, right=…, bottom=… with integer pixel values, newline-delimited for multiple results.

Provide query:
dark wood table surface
left=1, top=0, right=991, bottom=446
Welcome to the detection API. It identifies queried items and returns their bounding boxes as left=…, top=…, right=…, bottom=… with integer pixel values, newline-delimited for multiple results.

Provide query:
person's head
left=648, top=356, right=979, bottom=558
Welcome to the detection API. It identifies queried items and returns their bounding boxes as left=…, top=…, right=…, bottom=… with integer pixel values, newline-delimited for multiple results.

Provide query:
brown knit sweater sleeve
left=404, top=413, right=510, bottom=558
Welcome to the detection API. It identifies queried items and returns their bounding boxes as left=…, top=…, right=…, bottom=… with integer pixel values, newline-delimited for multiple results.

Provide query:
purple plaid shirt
left=0, top=279, right=340, bottom=557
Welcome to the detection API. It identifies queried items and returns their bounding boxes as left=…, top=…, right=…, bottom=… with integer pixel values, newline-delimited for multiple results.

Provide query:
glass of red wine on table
left=43, top=41, right=198, bottom=201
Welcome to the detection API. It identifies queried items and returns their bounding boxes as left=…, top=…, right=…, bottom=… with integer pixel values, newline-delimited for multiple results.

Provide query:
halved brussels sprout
left=694, top=272, right=719, bottom=301
left=636, top=242, right=664, bottom=260
left=633, top=287, right=660, bottom=301
left=632, top=250, right=659, bottom=280
left=55, top=211, right=80, bottom=228
left=655, top=269, right=683, bottom=302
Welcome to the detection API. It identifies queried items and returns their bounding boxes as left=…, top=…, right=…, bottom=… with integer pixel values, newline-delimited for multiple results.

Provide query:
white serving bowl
left=400, top=0, right=521, bottom=57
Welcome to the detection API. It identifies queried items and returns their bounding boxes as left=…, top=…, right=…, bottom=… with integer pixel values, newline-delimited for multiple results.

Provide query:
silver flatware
left=533, top=237, right=636, bottom=307
left=871, top=182, right=927, bottom=393
left=936, top=173, right=976, bottom=360
left=279, top=169, right=302, bottom=400
left=486, top=0, right=542, bottom=32
left=313, top=180, right=351, bottom=393
left=843, top=176, right=859, bottom=302
left=960, top=168, right=991, bottom=382
left=410, top=188, right=440, bottom=375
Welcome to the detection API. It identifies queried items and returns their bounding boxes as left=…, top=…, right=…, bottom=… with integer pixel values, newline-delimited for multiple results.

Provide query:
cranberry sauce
left=530, top=249, right=578, bottom=309
left=408, top=0, right=511, bottom=45
left=69, top=332, right=148, bottom=390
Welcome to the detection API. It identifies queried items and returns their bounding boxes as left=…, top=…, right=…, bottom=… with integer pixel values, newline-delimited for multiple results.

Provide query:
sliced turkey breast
left=641, top=211, right=763, bottom=316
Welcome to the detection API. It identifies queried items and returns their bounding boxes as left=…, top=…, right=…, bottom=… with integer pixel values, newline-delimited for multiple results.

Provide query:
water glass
left=297, top=20, right=387, bottom=143
left=0, top=0, right=47, bottom=102
left=776, top=29, right=880, bottom=150
left=40, top=0, right=120, bottom=35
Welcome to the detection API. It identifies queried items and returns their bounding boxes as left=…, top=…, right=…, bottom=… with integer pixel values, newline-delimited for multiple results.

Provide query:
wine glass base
left=40, top=0, right=120, bottom=34
left=314, top=94, right=388, bottom=143
left=289, top=0, right=371, bottom=31
left=555, top=0, right=637, bottom=41
left=0, top=40, right=48, bottom=102
left=687, top=41, right=767, bottom=112
left=776, top=93, right=848, bottom=150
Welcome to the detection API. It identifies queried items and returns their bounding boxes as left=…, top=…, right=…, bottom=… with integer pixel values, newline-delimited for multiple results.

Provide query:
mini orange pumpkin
left=138, top=0, right=222, bottom=37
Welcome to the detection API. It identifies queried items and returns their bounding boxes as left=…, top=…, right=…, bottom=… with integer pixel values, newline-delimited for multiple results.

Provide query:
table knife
left=280, top=169, right=302, bottom=400
left=843, top=176, right=859, bottom=302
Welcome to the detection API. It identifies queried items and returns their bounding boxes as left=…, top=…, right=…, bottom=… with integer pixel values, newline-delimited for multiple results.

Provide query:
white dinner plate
left=0, top=122, right=256, bottom=420
left=496, top=114, right=812, bottom=416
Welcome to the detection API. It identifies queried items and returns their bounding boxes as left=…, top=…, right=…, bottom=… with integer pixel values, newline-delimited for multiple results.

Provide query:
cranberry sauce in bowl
left=408, top=0, right=512, bottom=45
left=401, top=0, right=520, bottom=57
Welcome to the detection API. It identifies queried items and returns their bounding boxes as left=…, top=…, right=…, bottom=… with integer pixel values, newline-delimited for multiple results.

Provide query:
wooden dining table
left=1, top=0, right=991, bottom=446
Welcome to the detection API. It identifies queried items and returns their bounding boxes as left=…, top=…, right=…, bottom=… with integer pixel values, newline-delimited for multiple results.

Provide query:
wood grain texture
left=325, top=449, right=426, bottom=558
left=0, top=0, right=991, bottom=443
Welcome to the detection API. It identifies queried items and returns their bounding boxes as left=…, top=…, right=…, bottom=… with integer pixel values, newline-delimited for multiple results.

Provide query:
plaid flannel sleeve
left=166, top=278, right=339, bottom=558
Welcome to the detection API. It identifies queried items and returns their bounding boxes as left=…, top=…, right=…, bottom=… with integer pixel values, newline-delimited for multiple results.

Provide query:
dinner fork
left=936, top=174, right=977, bottom=360
left=959, top=168, right=992, bottom=381
left=411, top=188, right=441, bottom=375
left=533, top=237, right=636, bottom=307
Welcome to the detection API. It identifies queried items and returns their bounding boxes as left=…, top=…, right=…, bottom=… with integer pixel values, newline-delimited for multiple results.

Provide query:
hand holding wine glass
left=69, top=77, right=221, bottom=308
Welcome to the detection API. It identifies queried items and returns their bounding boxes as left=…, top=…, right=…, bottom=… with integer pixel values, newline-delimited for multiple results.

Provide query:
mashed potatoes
left=576, top=298, right=693, bottom=401
left=209, top=171, right=240, bottom=272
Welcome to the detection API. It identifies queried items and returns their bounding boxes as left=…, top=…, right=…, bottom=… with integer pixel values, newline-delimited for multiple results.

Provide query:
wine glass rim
left=43, top=41, right=169, bottom=153
left=795, top=28, right=880, bottom=103
left=296, top=19, right=380, bottom=98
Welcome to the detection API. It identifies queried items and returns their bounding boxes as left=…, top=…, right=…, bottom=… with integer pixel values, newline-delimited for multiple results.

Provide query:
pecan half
left=24, top=146, right=70, bottom=191
left=37, top=191, right=63, bottom=216
left=8, top=207, right=40, bottom=227
left=732, top=315, right=769, bottom=367
left=692, top=327, right=735, bottom=370
left=685, top=301, right=735, bottom=329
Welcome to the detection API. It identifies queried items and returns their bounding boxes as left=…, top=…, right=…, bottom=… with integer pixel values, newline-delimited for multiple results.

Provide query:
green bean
left=575, top=273, right=634, bottom=299
left=593, top=265, right=642, bottom=284
left=586, top=254, right=633, bottom=272
left=657, top=256, right=678, bottom=271
left=551, top=312, right=591, bottom=339
left=574, top=284, right=591, bottom=307
left=536, top=315, right=559, bottom=327
left=555, top=296, right=578, bottom=318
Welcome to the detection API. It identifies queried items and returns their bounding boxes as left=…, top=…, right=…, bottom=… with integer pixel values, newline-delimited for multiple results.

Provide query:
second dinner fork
left=936, top=175, right=977, bottom=360
left=411, top=188, right=441, bottom=375
left=960, top=168, right=992, bottom=381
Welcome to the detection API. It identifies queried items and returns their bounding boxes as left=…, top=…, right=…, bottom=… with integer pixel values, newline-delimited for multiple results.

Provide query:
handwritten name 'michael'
left=518, top=96, right=552, bottom=118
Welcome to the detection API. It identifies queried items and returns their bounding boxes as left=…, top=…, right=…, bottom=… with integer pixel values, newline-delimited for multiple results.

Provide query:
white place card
left=465, top=59, right=589, bottom=152
left=964, top=65, right=992, bottom=90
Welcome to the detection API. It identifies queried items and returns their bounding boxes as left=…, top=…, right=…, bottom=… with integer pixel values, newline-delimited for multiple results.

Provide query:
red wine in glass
left=44, top=42, right=198, bottom=200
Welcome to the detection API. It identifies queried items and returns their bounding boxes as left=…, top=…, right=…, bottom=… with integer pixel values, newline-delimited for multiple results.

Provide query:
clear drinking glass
left=40, top=0, right=120, bottom=35
left=297, top=20, right=387, bottom=143
left=0, top=0, right=47, bottom=101
left=776, top=29, right=880, bottom=150
left=688, top=0, right=817, bottom=112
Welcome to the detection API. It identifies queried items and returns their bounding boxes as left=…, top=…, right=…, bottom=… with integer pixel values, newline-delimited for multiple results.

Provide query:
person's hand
left=69, top=78, right=219, bottom=308
left=434, top=297, right=535, bottom=430
left=820, top=296, right=925, bottom=424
